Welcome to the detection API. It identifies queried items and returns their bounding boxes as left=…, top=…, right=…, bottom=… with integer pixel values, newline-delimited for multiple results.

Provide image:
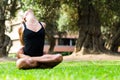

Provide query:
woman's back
left=20, top=9, right=45, bottom=56
left=23, top=22, right=45, bottom=56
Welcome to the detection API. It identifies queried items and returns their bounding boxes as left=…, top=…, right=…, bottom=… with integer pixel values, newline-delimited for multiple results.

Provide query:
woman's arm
left=17, top=47, right=30, bottom=59
left=18, top=26, right=24, bottom=46
left=17, top=25, right=31, bottom=58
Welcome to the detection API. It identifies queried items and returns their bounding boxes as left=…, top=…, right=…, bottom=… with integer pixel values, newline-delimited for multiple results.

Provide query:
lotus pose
left=16, top=9, right=63, bottom=69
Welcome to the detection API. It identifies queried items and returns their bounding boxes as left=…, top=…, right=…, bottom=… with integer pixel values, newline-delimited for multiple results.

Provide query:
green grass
left=0, top=61, right=120, bottom=80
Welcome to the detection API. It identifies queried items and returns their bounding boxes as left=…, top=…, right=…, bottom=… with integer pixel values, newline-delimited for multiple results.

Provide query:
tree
left=60, top=0, right=111, bottom=55
left=104, top=0, right=120, bottom=52
left=22, top=0, right=120, bottom=54
left=73, top=0, right=106, bottom=55
left=0, top=0, right=21, bottom=57
left=57, top=4, right=78, bottom=33
left=60, top=0, right=120, bottom=54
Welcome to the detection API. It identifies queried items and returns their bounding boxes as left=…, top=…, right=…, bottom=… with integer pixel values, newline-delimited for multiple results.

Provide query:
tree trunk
left=0, top=0, right=21, bottom=57
left=107, top=22, right=120, bottom=52
left=48, top=36, right=55, bottom=54
left=45, top=23, right=56, bottom=54
left=0, top=20, right=7, bottom=57
left=74, top=0, right=106, bottom=55
left=0, top=1, right=7, bottom=57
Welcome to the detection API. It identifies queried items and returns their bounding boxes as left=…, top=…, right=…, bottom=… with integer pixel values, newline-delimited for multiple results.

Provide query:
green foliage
left=21, top=0, right=120, bottom=50
left=22, top=0, right=60, bottom=31
left=21, top=0, right=43, bottom=19
left=2, top=0, right=22, bottom=19
left=58, top=0, right=120, bottom=40
left=1, top=61, right=120, bottom=80
left=22, top=0, right=79, bottom=34
left=97, top=0, right=120, bottom=45
left=57, top=4, right=78, bottom=33
left=22, top=0, right=60, bottom=20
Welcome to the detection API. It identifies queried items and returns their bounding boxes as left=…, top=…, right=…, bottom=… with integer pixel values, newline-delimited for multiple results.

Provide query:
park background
left=1, top=0, right=120, bottom=57
left=1, top=0, right=120, bottom=80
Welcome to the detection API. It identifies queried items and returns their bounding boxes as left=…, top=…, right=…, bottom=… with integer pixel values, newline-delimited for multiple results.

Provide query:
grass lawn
left=0, top=61, right=120, bottom=80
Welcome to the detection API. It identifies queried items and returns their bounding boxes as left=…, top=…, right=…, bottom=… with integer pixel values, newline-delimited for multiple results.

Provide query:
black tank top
left=23, top=22, right=45, bottom=56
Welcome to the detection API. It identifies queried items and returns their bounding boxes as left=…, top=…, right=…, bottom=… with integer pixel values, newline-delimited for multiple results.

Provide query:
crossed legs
left=16, top=47, right=63, bottom=69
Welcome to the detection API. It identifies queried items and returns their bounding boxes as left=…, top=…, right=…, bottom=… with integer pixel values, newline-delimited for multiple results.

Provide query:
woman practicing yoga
left=16, top=9, right=63, bottom=69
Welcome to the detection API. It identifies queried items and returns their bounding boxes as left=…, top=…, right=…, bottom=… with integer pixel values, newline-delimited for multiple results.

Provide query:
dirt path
left=0, top=57, right=17, bottom=62
left=63, top=54, right=120, bottom=61
left=0, top=54, right=120, bottom=62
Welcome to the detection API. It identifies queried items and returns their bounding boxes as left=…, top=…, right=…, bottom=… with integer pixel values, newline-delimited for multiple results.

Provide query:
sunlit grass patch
left=0, top=61, right=120, bottom=80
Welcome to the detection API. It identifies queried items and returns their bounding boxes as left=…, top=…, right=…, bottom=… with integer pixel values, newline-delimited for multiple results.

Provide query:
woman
left=16, top=9, right=63, bottom=69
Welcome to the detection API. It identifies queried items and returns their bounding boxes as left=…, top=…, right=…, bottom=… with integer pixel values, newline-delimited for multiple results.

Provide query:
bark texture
left=0, top=0, right=16, bottom=57
left=107, top=22, right=120, bottom=52
left=74, top=0, right=106, bottom=55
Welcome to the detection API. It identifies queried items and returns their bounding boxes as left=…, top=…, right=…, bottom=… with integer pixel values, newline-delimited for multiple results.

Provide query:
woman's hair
left=22, top=9, right=34, bottom=22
